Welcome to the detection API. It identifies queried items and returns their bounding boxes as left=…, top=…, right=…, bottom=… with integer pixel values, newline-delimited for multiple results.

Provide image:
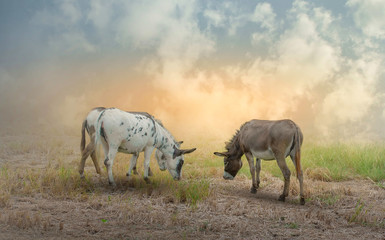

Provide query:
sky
left=1, top=0, right=385, bottom=140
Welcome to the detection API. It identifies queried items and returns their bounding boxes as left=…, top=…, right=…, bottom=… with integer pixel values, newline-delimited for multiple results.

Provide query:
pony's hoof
left=300, top=197, right=305, bottom=205
left=250, top=187, right=257, bottom=194
left=278, top=194, right=286, bottom=202
left=144, top=177, right=151, bottom=184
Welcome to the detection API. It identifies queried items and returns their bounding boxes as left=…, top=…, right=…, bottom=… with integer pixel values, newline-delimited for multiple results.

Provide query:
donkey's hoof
left=148, top=170, right=154, bottom=177
left=133, top=170, right=139, bottom=175
left=250, top=187, right=257, bottom=194
left=300, top=197, right=305, bottom=205
left=278, top=195, right=286, bottom=202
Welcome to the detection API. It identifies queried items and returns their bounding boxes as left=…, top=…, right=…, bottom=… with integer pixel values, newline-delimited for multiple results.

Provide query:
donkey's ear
left=214, top=152, right=228, bottom=157
left=177, top=141, right=184, bottom=145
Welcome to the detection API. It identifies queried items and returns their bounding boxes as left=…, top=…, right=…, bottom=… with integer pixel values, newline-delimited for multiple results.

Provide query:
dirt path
left=1, top=177, right=384, bottom=239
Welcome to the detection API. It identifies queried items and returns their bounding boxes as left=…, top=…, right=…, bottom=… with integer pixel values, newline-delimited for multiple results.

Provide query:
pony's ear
left=181, top=148, right=196, bottom=155
left=214, top=152, right=228, bottom=157
left=173, top=146, right=197, bottom=157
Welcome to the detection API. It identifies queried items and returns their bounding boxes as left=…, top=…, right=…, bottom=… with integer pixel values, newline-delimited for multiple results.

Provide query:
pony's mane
left=154, top=118, right=178, bottom=143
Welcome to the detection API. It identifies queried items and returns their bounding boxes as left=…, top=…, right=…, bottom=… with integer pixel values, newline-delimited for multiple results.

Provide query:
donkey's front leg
left=245, top=152, right=257, bottom=194
left=143, top=147, right=154, bottom=184
left=255, top=158, right=261, bottom=189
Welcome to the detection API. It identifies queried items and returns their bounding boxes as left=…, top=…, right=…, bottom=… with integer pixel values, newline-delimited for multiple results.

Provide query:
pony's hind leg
left=79, top=143, right=94, bottom=178
left=90, top=150, right=101, bottom=174
left=103, top=144, right=117, bottom=187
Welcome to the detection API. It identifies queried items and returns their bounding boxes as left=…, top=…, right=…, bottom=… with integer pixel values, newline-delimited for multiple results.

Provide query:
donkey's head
left=214, top=151, right=243, bottom=180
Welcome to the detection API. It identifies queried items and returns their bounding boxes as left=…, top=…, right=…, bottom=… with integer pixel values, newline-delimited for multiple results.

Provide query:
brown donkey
left=214, top=119, right=305, bottom=205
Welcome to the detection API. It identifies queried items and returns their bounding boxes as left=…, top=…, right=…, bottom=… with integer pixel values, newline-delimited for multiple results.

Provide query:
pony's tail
left=294, top=124, right=302, bottom=179
left=80, top=119, right=87, bottom=152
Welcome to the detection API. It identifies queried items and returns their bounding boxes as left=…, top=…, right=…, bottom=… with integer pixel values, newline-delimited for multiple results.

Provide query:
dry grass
left=0, top=131, right=384, bottom=239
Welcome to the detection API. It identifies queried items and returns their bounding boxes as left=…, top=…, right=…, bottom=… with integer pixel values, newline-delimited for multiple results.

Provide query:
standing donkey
left=79, top=107, right=170, bottom=178
left=95, top=108, right=196, bottom=186
left=214, top=119, right=305, bottom=205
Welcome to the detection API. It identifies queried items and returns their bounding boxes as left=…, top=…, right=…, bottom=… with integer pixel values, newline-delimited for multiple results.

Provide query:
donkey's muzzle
left=223, top=171, right=234, bottom=180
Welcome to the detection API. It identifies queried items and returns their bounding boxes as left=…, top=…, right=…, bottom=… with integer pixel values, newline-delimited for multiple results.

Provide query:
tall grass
left=199, top=140, right=385, bottom=182
left=303, top=142, right=385, bottom=181
left=0, top=153, right=212, bottom=207
left=1, top=136, right=384, bottom=210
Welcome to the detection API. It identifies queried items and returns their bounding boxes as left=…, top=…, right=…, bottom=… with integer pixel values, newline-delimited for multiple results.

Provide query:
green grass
left=303, top=142, right=385, bottom=181
left=1, top=138, right=384, bottom=209
left=0, top=154, right=212, bottom=207
left=200, top=141, right=385, bottom=182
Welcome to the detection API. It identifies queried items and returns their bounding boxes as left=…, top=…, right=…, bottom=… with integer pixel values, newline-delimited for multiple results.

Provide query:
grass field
left=0, top=131, right=384, bottom=239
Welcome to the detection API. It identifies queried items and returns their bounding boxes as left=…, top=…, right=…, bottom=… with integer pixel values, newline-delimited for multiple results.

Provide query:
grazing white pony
left=79, top=107, right=173, bottom=178
left=95, top=108, right=196, bottom=186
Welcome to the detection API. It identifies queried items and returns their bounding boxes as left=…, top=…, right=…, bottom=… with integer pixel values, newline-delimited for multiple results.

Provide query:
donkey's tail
left=294, top=124, right=302, bottom=179
left=80, top=119, right=87, bottom=152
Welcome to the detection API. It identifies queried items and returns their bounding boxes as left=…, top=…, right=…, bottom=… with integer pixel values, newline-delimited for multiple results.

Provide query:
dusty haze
left=1, top=0, right=385, bottom=141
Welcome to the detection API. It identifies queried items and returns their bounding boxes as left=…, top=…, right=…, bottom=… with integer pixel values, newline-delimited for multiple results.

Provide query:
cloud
left=250, top=2, right=276, bottom=31
left=115, top=1, right=215, bottom=88
left=87, top=0, right=113, bottom=30
left=30, top=0, right=95, bottom=54
left=347, top=0, right=385, bottom=39
left=1, top=0, right=385, bottom=140
left=204, top=9, right=225, bottom=27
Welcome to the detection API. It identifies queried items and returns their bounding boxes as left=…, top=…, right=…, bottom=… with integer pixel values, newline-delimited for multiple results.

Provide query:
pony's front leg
left=143, top=147, right=154, bottom=184
left=126, top=153, right=139, bottom=178
left=245, top=152, right=257, bottom=194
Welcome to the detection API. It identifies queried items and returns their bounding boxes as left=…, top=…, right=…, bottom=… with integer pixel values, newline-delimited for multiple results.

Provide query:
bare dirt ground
left=0, top=133, right=384, bottom=239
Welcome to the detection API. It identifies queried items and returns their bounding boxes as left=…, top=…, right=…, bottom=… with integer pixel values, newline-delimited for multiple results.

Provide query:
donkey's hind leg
left=275, top=153, right=291, bottom=202
left=290, top=153, right=305, bottom=205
